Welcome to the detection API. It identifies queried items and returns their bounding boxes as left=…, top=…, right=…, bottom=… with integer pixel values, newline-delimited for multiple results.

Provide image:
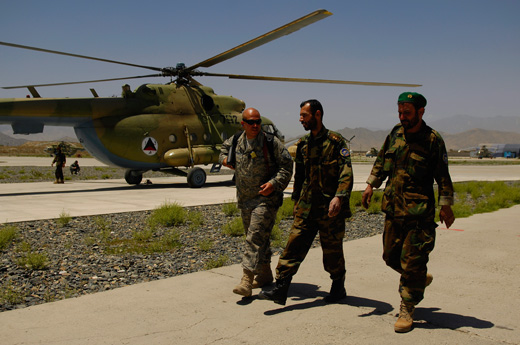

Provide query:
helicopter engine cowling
left=163, top=146, right=221, bottom=167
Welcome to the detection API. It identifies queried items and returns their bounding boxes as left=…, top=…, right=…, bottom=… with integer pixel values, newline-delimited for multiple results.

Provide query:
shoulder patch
left=340, top=148, right=350, bottom=157
left=443, top=153, right=448, bottom=165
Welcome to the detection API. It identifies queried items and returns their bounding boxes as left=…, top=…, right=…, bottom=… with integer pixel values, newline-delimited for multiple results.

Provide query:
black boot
left=258, top=276, right=292, bottom=305
left=324, top=274, right=346, bottom=303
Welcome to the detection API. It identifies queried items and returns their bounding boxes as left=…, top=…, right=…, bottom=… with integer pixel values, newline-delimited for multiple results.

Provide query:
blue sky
left=1, top=0, right=519, bottom=138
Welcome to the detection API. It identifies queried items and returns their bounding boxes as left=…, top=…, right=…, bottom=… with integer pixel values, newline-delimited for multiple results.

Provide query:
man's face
left=299, top=103, right=317, bottom=131
left=241, top=109, right=262, bottom=139
left=398, top=102, right=423, bottom=133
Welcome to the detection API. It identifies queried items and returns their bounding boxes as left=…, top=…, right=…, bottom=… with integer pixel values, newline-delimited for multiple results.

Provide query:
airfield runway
left=1, top=156, right=520, bottom=223
left=0, top=156, right=519, bottom=344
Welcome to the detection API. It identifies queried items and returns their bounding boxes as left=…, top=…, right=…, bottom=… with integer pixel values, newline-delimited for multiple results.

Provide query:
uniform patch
left=340, top=148, right=350, bottom=157
left=443, top=153, right=448, bottom=164
left=142, top=137, right=158, bottom=156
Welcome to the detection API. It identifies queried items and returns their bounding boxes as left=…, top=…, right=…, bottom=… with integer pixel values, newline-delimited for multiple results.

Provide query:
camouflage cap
left=397, top=92, right=427, bottom=108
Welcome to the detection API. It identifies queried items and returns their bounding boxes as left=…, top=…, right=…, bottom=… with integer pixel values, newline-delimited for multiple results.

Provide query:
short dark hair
left=300, top=99, right=323, bottom=118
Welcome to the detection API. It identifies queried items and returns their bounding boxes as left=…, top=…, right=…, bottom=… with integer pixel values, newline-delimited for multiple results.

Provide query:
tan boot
left=252, top=263, right=273, bottom=288
left=394, top=300, right=415, bottom=333
left=425, top=273, right=433, bottom=287
left=233, top=269, right=254, bottom=297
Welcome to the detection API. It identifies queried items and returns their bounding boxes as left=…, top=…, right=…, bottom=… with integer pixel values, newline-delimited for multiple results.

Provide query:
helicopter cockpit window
left=169, top=134, right=177, bottom=143
left=136, top=85, right=156, bottom=95
left=201, top=95, right=215, bottom=111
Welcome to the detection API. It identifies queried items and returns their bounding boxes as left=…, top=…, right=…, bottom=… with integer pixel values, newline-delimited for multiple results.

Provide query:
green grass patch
left=17, top=251, right=50, bottom=270
left=57, top=211, right=72, bottom=227
left=222, top=217, right=245, bottom=237
left=148, top=202, right=186, bottom=228
left=0, top=280, right=27, bottom=305
left=221, top=201, right=239, bottom=217
left=205, top=255, right=229, bottom=269
left=0, top=224, right=18, bottom=250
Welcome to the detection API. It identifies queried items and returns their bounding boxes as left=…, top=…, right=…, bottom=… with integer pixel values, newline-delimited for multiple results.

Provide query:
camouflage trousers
left=275, top=208, right=346, bottom=281
left=240, top=204, right=277, bottom=274
left=383, top=216, right=436, bottom=305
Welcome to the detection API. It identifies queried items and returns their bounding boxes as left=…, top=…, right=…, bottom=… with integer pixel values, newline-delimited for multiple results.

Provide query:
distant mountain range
left=2, top=115, right=520, bottom=152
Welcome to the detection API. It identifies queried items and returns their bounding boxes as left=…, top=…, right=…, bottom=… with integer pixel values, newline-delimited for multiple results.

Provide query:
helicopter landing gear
left=125, top=169, right=143, bottom=185
left=187, top=167, right=206, bottom=188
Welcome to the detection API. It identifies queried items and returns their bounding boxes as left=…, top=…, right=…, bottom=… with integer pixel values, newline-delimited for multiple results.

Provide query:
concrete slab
left=0, top=205, right=518, bottom=344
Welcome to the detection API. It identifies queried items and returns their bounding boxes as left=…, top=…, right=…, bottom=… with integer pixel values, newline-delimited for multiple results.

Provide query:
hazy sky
left=1, top=0, right=519, bottom=138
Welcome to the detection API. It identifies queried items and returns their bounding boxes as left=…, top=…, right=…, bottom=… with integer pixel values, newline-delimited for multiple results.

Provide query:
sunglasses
left=242, top=118, right=262, bottom=125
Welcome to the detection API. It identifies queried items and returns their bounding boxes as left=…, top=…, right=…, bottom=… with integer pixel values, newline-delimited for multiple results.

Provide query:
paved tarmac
left=1, top=156, right=519, bottom=344
left=2, top=156, right=520, bottom=223
left=0, top=205, right=518, bottom=344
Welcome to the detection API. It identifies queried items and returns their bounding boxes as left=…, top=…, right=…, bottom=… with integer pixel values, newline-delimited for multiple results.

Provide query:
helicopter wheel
left=187, top=167, right=206, bottom=188
left=124, top=169, right=143, bottom=185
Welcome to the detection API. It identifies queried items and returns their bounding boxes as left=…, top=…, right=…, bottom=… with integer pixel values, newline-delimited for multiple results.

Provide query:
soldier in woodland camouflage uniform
left=259, top=99, right=353, bottom=305
left=220, top=107, right=293, bottom=298
left=51, top=145, right=66, bottom=184
left=362, top=92, right=455, bottom=333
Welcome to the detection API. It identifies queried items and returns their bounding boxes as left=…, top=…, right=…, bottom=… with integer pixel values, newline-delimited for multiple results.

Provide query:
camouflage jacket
left=292, top=127, right=353, bottom=219
left=366, top=122, right=454, bottom=219
left=219, top=131, right=293, bottom=209
left=52, top=152, right=66, bottom=166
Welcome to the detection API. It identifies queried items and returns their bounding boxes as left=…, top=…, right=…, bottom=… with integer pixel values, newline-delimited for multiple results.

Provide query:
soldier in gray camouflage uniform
left=362, top=92, right=455, bottom=333
left=219, top=107, right=293, bottom=298
left=259, top=99, right=353, bottom=305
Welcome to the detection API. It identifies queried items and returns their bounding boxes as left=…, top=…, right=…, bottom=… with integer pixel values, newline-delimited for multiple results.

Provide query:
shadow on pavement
left=414, top=307, right=494, bottom=330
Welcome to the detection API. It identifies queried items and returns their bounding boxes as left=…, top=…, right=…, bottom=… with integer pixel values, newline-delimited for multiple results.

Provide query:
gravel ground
left=0, top=165, right=384, bottom=312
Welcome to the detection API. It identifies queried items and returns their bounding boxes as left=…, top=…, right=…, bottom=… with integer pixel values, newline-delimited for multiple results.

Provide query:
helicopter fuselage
left=0, top=84, right=282, bottom=172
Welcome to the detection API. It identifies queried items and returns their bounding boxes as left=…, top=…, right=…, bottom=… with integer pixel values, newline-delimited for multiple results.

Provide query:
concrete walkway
left=0, top=205, right=518, bottom=344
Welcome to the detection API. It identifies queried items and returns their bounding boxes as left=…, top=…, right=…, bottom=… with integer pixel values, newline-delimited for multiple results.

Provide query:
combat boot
left=258, top=276, right=292, bottom=305
left=233, top=269, right=254, bottom=297
left=394, top=300, right=415, bottom=333
left=324, top=274, right=347, bottom=303
left=252, top=263, right=273, bottom=288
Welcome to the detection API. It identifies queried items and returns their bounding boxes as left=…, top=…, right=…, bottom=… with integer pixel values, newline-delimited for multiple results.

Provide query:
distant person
left=121, top=84, right=134, bottom=98
left=259, top=99, right=353, bottom=305
left=70, top=160, right=80, bottom=175
left=51, top=145, right=66, bottom=184
left=361, top=92, right=455, bottom=333
left=219, top=107, right=293, bottom=298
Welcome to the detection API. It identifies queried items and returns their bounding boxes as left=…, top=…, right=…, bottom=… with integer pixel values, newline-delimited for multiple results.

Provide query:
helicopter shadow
left=413, top=307, right=495, bottom=331
left=0, top=178, right=236, bottom=198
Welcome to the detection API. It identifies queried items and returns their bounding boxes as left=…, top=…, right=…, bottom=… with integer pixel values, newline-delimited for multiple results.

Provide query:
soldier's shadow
left=261, top=283, right=393, bottom=317
left=414, top=307, right=495, bottom=330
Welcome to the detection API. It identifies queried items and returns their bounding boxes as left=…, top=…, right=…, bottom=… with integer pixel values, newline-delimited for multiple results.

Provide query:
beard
left=301, top=115, right=317, bottom=131
left=401, top=116, right=420, bottom=131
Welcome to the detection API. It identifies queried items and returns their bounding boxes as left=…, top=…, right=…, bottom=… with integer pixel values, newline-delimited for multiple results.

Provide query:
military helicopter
left=0, top=9, right=420, bottom=187
left=44, top=141, right=80, bottom=157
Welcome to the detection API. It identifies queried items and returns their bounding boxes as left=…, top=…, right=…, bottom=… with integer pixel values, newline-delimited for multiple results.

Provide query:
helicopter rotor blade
left=186, top=9, right=332, bottom=71
left=2, top=74, right=163, bottom=89
left=0, top=41, right=164, bottom=72
left=200, top=72, right=422, bottom=87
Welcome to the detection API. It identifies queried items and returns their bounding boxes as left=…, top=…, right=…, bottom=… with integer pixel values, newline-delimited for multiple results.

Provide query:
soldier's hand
left=328, top=197, right=342, bottom=218
left=221, top=157, right=234, bottom=170
left=259, top=182, right=274, bottom=196
left=361, top=184, right=373, bottom=209
left=439, top=205, right=455, bottom=228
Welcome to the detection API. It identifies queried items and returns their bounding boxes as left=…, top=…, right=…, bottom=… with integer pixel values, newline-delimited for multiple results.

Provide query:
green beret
left=397, top=92, right=427, bottom=108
